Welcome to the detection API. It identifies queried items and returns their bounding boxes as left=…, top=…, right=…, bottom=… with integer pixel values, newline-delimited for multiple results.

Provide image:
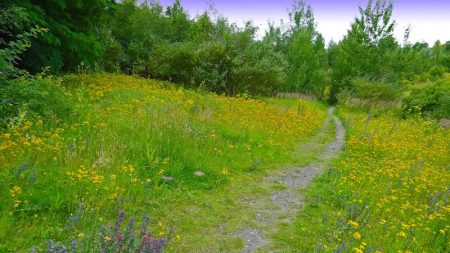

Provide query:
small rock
left=162, top=176, right=173, bottom=182
left=194, top=171, right=205, bottom=177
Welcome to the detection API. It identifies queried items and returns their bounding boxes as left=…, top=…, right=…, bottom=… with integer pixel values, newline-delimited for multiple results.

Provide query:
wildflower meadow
left=274, top=108, right=450, bottom=252
left=1, top=0, right=449, bottom=251
left=0, top=74, right=325, bottom=252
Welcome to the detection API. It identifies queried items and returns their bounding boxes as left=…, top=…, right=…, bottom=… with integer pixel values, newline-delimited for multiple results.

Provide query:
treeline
left=1, top=0, right=450, bottom=102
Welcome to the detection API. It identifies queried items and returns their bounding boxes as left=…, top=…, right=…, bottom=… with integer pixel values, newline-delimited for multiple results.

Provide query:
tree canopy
left=2, top=0, right=449, bottom=98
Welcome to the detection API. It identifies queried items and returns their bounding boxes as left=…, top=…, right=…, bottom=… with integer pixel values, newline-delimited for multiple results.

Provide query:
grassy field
left=1, top=74, right=448, bottom=252
left=274, top=107, right=450, bottom=252
left=0, top=74, right=326, bottom=252
left=2, top=0, right=449, bottom=252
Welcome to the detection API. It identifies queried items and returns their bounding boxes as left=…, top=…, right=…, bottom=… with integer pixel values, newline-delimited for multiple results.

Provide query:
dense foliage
left=0, top=76, right=76, bottom=128
left=100, top=0, right=287, bottom=95
left=402, top=78, right=450, bottom=119
left=1, top=0, right=111, bottom=72
left=2, top=0, right=450, bottom=105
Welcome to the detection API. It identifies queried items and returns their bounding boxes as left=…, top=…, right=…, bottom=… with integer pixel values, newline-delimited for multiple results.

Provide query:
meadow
left=1, top=0, right=450, bottom=251
left=0, top=74, right=326, bottom=252
left=274, top=107, right=450, bottom=252
left=1, top=74, right=449, bottom=252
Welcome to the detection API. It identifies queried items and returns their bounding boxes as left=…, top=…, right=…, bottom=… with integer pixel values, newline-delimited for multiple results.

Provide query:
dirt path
left=235, top=107, right=345, bottom=252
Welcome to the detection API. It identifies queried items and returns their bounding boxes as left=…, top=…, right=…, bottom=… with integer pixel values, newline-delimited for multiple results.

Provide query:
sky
left=155, top=0, right=450, bottom=45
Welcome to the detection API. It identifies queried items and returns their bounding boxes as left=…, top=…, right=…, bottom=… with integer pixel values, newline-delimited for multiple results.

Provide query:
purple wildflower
left=71, top=215, right=79, bottom=223
left=129, top=217, right=135, bottom=227
left=118, top=211, right=125, bottom=223
left=29, top=168, right=37, bottom=182
left=15, top=161, right=29, bottom=176
left=70, top=240, right=77, bottom=253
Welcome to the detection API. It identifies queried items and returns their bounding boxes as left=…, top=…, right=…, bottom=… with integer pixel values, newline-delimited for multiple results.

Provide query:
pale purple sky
left=153, top=0, right=450, bottom=44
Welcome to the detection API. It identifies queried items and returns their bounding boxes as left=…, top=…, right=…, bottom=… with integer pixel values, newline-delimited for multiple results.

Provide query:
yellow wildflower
left=221, top=168, right=229, bottom=175
left=348, top=220, right=359, bottom=228
left=353, top=248, right=363, bottom=253
left=9, top=186, right=22, bottom=197
left=13, top=200, right=22, bottom=208
left=397, top=231, right=407, bottom=237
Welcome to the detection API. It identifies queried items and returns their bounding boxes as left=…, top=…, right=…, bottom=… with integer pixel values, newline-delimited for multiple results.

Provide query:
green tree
left=442, top=41, right=450, bottom=70
left=0, top=5, right=46, bottom=79
left=228, top=22, right=287, bottom=95
left=1, top=0, right=112, bottom=72
left=354, top=0, right=395, bottom=46
left=280, top=0, right=328, bottom=96
left=165, top=0, right=191, bottom=42
left=330, top=0, right=399, bottom=102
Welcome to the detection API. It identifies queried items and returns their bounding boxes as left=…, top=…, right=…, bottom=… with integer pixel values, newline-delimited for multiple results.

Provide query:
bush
left=402, top=82, right=450, bottom=119
left=152, top=42, right=198, bottom=84
left=192, top=42, right=230, bottom=92
left=352, top=78, right=402, bottom=102
left=428, top=65, right=446, bottom=80
left=0, top=76, right=75, bottom=128
left=229, top=41, right=287, bottom=95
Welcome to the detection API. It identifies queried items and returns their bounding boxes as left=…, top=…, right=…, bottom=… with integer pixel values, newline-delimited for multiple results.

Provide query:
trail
left=235, top=107, right=345, bottom=252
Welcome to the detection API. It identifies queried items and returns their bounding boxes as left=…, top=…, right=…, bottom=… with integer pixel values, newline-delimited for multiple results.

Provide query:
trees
left=331, top=0, right=397, bottom=83
left=165, top=0, right=191, bottom=42
left=354, top=0, right=395, bottom=46
left=2, top=0, right=112, bottom=73
left=329, top=0, right=400, bottom=102
left=279, top=0, right=328, bottom=96
left=98, top=1, right=286, bottom=95
left=227, top=22, right=287, bottom=95
left=3, top=0, right=447, bottom=99
left=0, top=5, right=46, bottom=79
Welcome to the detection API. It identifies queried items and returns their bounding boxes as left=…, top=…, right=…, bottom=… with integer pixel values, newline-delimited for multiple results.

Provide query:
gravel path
left=235, top=107, right=345, bottom=252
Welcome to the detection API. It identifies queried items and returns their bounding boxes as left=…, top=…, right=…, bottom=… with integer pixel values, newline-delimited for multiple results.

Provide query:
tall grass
left=0, top=74, right=325, bottom=251
left=276, top=107, right=449, bottom=252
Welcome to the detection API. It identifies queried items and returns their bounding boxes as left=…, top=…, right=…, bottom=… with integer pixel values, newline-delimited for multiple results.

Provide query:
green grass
left=3, top=74, right=447, bottom=252
left=273, top=105, right=450, bottom=252
left=0, top=74, right=326, bottom=252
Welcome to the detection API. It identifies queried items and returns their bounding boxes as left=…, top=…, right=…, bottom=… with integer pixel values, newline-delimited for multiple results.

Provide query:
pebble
left=194, top=171, right=205, bottom=177
left=162, top=176, right=173, bottom=182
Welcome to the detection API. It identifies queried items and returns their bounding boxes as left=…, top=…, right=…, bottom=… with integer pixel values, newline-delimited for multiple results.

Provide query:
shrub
left=428, top=65, right=446, bottom=80
left=402, top=82, right=450, bottom=119
left=336, top=78, right=402, bottom=106
left=0, top=76, right=75, bottom=128
left=335, top=88, right=354, bottom=105
left=351, top=78, right=402, bottom=102
left=152, top=42, right=198, bottom=84
left=229, top=41, right=287, bottom=96
left=192, top=42, right=230, bottom=92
